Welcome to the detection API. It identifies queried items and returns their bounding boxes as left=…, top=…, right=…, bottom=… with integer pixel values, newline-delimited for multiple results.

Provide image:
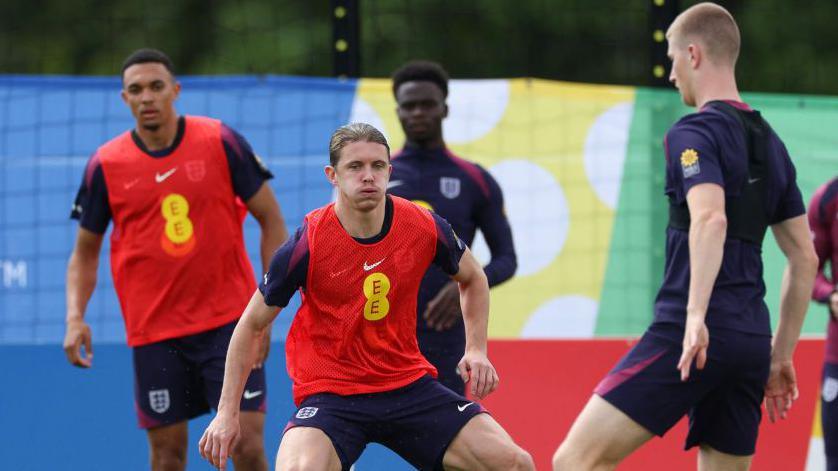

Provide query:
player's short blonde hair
left=328, top=123, right=390, bottom=167
left=667, top=2, right=740, bottom=66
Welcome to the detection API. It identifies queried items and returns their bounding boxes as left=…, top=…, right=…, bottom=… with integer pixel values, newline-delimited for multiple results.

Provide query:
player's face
left=121, top=62, right=180, bottom=132
left=668, top=38, right=696, bottom=107
left=395, top=81, right=447, bottom=145
left=327, top=141, right=392, bottom=212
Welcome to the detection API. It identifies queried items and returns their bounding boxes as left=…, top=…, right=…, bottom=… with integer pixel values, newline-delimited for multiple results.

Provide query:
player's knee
left=149, top=444, right=187, bottom=471
left=233, top=434, right=266, bottom=463
left=485, top=443, right=534, bottom=471
left=552, top=444, right=598, bottom=471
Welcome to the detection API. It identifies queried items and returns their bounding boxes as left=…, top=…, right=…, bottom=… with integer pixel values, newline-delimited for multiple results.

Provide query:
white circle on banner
left=470, top=159, right=568, bottom=276
left=583, top=102, right=634, bottom=209
left=348, top=97, right=389, bottom=142
left=444, top=80, right=510, bottom=144
left=521, top=296, right=599, bottom=338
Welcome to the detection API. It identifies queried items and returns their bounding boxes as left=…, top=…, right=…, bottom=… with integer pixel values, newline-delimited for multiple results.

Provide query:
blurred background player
left=552, top=3, right=818, bottom=470
left=199, top=123, right=533, bottom=471
left=63, top=48, right=287, bottom=471
left=809, top=175, right=838, bottom=470
left=388, top=60, right=517, bottom=395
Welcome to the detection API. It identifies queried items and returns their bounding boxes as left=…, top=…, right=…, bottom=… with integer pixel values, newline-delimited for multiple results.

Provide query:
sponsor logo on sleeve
left=680, top=149, right=700, bottom=178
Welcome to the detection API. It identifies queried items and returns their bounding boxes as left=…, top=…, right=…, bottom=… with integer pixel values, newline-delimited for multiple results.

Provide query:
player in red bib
left=63, top=49, right=287, bottom=471
left=199, top=123, right=533, bottom=470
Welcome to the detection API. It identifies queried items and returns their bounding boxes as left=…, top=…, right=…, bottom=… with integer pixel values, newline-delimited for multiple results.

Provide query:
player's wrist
left=66, top=313, right=85, bottom=324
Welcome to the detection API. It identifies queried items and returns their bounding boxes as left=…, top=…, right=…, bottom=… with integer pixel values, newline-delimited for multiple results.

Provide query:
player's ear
left=120, top=89, right=128, bottom=104
left=688, top=44, right=701, bottom=69
left=172, top=81, right=181, bottom=100
left=443, top=102, right=449, bottom=119
left=324, top=165, right=337, bottom=186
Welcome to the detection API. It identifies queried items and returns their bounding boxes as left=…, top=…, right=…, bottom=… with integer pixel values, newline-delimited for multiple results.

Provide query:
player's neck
left=694, top=75, right=741, bottom=110
left=334, top=197, right=387, bottom=239
left=135, top=115, right=181, bottom=152
left=405, top=137, right=445, bottom=151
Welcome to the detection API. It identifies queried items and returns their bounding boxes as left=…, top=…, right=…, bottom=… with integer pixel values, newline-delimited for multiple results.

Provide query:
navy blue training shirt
left=654, top=101, right=805, bottom=336
left=388, top=146, right=516, bottom=345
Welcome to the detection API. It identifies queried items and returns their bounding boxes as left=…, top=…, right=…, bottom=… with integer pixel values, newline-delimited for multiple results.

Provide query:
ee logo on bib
left=160, top=193, right=197, bottom=257
left=363, top=272, right=391, bottom=321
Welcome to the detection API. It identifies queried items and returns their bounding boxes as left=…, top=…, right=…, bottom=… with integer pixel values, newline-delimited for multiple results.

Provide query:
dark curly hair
left=391, top=60, right=449, bottom=99
left=121, top=48, right=175, bottom=77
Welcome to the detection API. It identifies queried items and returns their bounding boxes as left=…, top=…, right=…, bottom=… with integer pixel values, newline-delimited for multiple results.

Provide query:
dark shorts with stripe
left=822, top=362, right=838, bottom=470
left=595, top=322, right=771, bottom=456
left=283, top=375, right=486, bottom=470
left=132, top=319, right=267, bottom=429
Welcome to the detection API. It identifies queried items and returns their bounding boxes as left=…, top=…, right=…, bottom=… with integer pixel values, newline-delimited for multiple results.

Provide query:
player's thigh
left=237, top=410, right=266, bottom=452
left=276, top=427, right=341, bottom=471
left=555, top=394, right=653, bottom=468
left=198, top=320, right=268, bottom=413
left=147, top=421, right=189, bottom=456
left=686, top=330, right=770, bottom=457
left=133, top=340, right=207, bottom=429
left=698, top=444, right=753, bottom=471
left=442, top=413, right=531, bottom=470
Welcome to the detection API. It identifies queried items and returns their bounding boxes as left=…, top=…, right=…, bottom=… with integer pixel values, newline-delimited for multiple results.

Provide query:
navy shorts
left=132, top=320, right=267, bottom=429
left=821, top=362, right=838, bottom=470
left=595, top=322, right=771, bottom=456
left=283, top=375, right=486, bottom=470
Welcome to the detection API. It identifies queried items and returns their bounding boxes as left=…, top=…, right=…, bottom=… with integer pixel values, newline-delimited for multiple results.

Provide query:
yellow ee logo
left=412, top=200, right=434, bottom=211
left=160, top=193, right=196, bottom=256
left=362, top=272, right=391, bottom=321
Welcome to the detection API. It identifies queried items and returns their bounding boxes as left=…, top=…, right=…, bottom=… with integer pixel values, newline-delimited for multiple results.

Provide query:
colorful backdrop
left=1, top=75, right=835, bottom=469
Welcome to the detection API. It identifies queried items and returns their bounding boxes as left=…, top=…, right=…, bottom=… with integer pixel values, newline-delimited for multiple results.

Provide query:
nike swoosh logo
left=748, top=177, right=761, bottom=184
left=155, top=167, right=177, bottom=183
left=386, top=180, right=404, bottom=189
left=457, top=402, right=474, bottom=412
left=243, top=390, right=263, bottom=400
left=363, top=258, right=385, bottom=271
left=123, top=178, right=140, bottom=189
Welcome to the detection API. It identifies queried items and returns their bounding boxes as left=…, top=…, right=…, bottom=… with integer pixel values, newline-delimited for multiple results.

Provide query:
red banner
left=482, top=339, right=824, bottom=470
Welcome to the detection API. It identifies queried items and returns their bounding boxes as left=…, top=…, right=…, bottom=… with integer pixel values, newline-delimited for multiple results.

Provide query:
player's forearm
left=459, top=271, right=490, bottom=353
left=65, top=250, right=99, bottom=322
left=686, top=212, right=727, bottom=319
left=484, top=251, right=517, bottom=287
left=217, top=315, right=263, bottom=417
left=774, top=259, right=818, bottom=361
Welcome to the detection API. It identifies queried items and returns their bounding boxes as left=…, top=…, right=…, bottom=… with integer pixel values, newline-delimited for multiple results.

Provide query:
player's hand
left=199, top=412, right=240, bottom=471
left=254, top=328, right=271, bottom=369
left=764, top=359, right=798, bottom=423
left=829, top=292, right=838, bottom=320
left=458, top=348, right=499, bottom=399
left=424, top=281, right=462, bottom=331
left=63, top=319, right=93, bottom=368
left=677, top=315, right=708, bottom=381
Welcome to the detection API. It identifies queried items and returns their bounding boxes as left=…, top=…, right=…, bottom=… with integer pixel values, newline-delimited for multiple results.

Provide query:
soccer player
left=63, top=48, right=287, bottom=471
left=552, top=3, right=818, bottom=470
left=199, top=123, right=533, bottom=471
left=388, top=60, right=517, bottom=395
left=809, top=176, right=838, bottom=470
